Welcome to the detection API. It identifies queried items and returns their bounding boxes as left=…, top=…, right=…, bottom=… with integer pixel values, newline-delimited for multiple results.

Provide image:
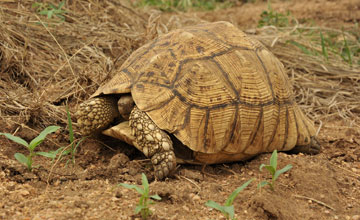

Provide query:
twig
left=175, top=174, right=201, bottom=191
left=294, top=194, right=335, bottom=211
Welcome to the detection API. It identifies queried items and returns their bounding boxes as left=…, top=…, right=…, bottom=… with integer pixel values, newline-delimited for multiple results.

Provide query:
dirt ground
left=0, top=0, right=360, bottom=220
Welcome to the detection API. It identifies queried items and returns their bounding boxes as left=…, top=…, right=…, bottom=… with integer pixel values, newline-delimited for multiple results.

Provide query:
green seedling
left=118, top=173, right=161, bottom=220
left=51, top=105, right=86, bottom=165
left=32, top=1, right=66, bottom=22
left=258, top=150, right=292, bottom=191
left=340, top=31, right=353, bottom=66
left=258, top=0, right=291, bottom=28
left=63, top=105, right=86, bottom=164
left=0, top=126, right=60, bottom=171
left=205, top=179, right=254, bottom=220
left=320, top=31, right=329, bottom=61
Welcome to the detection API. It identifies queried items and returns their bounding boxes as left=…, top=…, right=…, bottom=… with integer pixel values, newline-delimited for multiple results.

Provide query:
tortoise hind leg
left=129, top=106, right=176, bottom=180
left=76, top=96, right=119, bottom=135
left=290, top=136, right=321, bottom=155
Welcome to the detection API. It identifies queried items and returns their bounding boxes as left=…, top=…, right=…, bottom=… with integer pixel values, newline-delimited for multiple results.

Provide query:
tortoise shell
left=93, top=21, right=316, bottom=164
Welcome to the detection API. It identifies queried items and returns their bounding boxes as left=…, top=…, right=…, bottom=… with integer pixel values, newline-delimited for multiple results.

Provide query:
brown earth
left=1, top=0, right=360, bottom=220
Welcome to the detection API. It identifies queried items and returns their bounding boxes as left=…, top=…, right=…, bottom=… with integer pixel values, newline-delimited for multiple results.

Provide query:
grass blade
left=141, top=173, right=149, bottom=195
left=225, top=178, right=254, bottom=206
left=150, top=195, right=161, bottom=200
left=205, top=200, right=225, bottom=212
left=118, top=183, right=144, bottom=195
left=135, top=204, right=145, bottom=214
left=270, top=150, right=278, bottom=170
left=342, top=31, right=352, bottom=65
left=320, top=31, right=328, bottom=61
left=29, top=126, right=60, bottom=151
left=257, top=181, right=269, bottom=189
left=36, top=151, right=57, bottom=159
left=288, top=40, right=313, bottom=55
left=66, top=105, right=74, bottom=144
left=0, top=133, right=29, bottom=148
left=260, top=164, right=275, bottom=174
left=274, top=164, right=293, bottom=181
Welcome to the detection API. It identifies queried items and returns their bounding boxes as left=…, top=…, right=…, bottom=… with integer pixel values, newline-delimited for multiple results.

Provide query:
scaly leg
left=129, top=106, right=176, bottom=179
left=76, top=96, right=119, bottom=135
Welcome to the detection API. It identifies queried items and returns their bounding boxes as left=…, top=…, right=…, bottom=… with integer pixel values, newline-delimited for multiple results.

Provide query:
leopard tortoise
left=76, top=21, right=320, bottom=179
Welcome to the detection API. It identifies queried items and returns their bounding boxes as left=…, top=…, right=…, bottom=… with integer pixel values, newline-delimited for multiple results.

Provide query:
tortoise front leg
left=129, top=106, right=176, bottom=179
left=76, top=96, right=119, bottom=135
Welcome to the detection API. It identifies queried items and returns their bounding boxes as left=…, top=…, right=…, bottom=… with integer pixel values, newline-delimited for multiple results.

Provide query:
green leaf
left=14, top=153, right=29, bottom=165
left=225, top=178, right=254, bottom=206
left=270, top=150, right=278, bottom=169
left=141, top=173, right=149, bottom=195
left=150, top=194, right=162, bottom=200
left=49, top=3, right=57, bottom=9
left=36, top=151, right=57, bottom=158
left=58, top=1, right=65, bottom=9
left=222, top=205, right=235, bottom=219
left=260, top=164, right=275, bottom=175
left=135, top=204, right=145, bottom=214
left=72, top=136, right=86, bottom=154
left=0, top=133, right=29, bottom=148
left=288, top=41, right=313, bottom=55
left=29, top=126, right=60, bottom=151
left=205, top=200, right=225, bottom=212
left=273, top=164, right=292, bottom=181
left=66, top=105, right=74, bottom=144
left=320, top=31, right=328, bottom=61
left=47, top=10, right=54, bottom=19
left=38, top=10, right=49, bottom=15
left=257, top=181, right=269, bottom=189
left=118, top=183, right=144, bottom=195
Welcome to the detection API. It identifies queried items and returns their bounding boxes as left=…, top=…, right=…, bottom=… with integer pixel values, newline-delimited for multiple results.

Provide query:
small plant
left=118, top=173, right=161, bottom=219
left=0, top=126, right=60, bottom=171
left=32, top=1, right=66, bottom=22
left=61, top=105, right=86, bottom=165
left=258, top=150, right=292, bottom=191
left=205, top=179, right=254, bottom=220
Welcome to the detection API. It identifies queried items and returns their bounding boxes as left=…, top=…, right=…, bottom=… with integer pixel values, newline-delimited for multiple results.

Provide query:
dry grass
left=253, top=26, right=360, bottom=128
left=0, top=0, right=359, bottom=137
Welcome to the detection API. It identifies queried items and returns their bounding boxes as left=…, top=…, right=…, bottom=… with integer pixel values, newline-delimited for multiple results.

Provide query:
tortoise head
left=117, top=94, right=135, bottom=120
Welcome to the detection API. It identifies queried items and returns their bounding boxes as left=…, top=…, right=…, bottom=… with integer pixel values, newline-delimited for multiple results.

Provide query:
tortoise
left=76, top=21, right=320, bottom=179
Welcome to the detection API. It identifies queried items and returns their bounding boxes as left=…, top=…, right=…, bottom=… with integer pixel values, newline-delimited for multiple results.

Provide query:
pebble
left=352, top=215, right=360, bottom=220
left=182, top=205, right=190, bottom=212
left=18, top=189, right=30, bottom=196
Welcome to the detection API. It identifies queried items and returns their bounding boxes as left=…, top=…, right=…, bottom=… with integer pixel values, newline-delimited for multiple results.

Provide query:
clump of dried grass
left=0, top=0, right=151, bottom=131
left=253, top=26, right=360, bottom=128
left=0, top=1, right=359, bottom=137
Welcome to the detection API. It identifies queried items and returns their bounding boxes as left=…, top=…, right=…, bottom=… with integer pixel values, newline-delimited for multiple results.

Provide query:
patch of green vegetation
left=258, top=150, right=292, bottom=191
left=118, top=173, right=161, bottom=220
left=131, top=0, right=233, bottom=11
left=32, top=1, right=66, bottom=22
left=258, top=0, right=292, bottom=28
left=205, top=179, right=254, bottom=220
left=0, top=126, right=60, bottom=171
left=258, top=1, right=359, bottom=67
left=289, top=27, right=360, bottom=66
